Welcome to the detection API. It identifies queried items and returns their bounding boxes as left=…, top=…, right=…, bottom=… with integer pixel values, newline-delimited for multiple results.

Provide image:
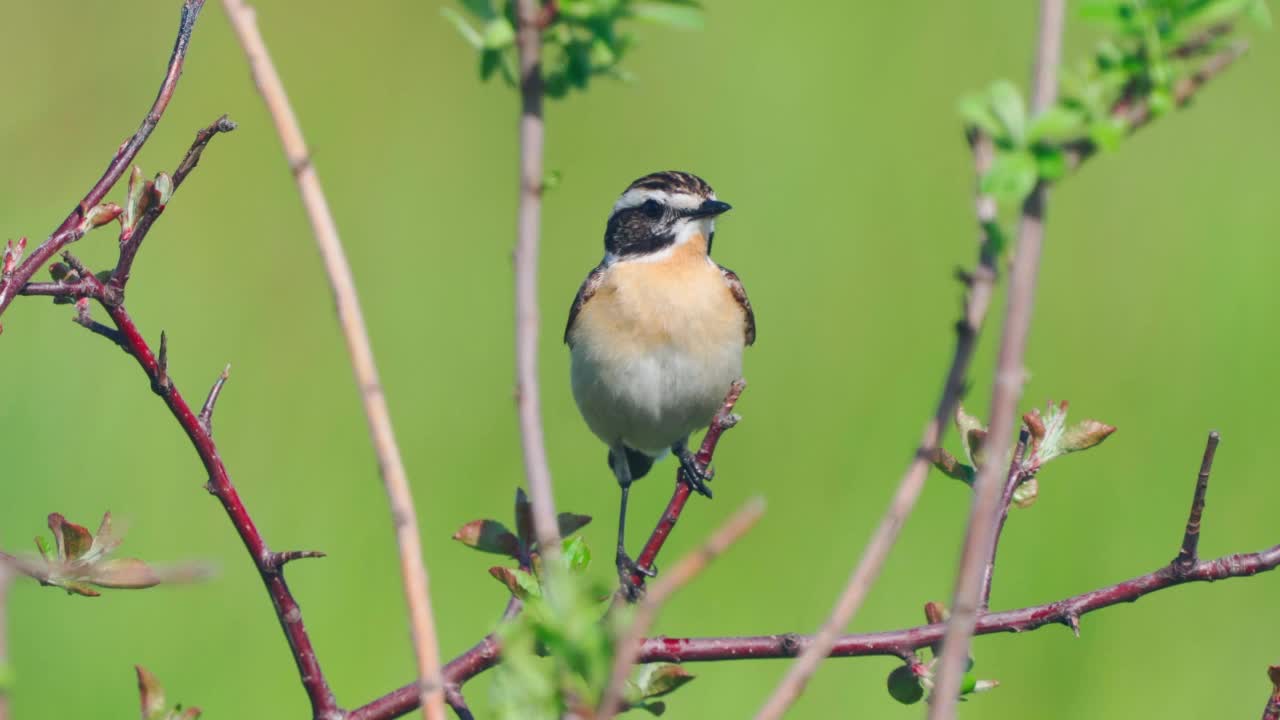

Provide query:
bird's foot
left=678, top=453, right=714, bottom=498
left=616, top=548, right=656, bottom=601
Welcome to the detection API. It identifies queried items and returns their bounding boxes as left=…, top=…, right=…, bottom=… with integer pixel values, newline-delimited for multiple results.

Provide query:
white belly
left=571, top=338, right=742, bottom=455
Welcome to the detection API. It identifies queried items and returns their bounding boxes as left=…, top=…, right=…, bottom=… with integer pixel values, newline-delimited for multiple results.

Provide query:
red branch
left=628, top=379, right=747, bottom=592
left=1264, top=665, right=1280, bottom=720
left=351, top=539, right=1280, bottom=720
left=0, top=0, right=205, bottom=324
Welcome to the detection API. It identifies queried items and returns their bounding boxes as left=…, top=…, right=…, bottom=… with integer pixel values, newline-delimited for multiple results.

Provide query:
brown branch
left=979, top=427, right=1030, bottom=610
left=930, top=2, right=1065, bottom=715
left=599, top=498, right=766, bottom=718
left=0, top=0, right=206, bottom=326
left=1175, top=431, right=1219, bottom=570
left=218, top=3, right=447, bottom=718
left=1264, top=665, right=1280, bottom=720
left=513, top=0, right=561, bottom=556
left=624, top=379, right=746, bottom=596
left=19, top=125, right=344, bottom=717
left=356, top=531, right=1280, bottom=719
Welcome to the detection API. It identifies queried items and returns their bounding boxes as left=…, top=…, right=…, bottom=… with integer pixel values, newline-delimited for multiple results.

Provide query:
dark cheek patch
left=605, top=208, right=676, bottom=258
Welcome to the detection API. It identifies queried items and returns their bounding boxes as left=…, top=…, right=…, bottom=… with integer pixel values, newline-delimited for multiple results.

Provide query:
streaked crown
left=604, top=171, right=731, bottom=259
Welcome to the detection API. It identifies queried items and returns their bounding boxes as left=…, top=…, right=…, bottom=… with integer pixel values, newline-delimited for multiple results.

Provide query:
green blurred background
left=2, top=1, right=1278, bottom=717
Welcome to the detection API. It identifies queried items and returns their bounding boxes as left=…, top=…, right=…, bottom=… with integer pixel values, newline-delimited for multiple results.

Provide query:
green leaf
left=1026, top=106, right=1088, bottom=142
left=1033, top=146, right=1068, bottom=181
left=482, top=17, right=516, bottom=49
left=441, top=7, right=483, bottom=49
left=489, top=566, right=542, bottom=600
left=886, top=665, right=924, bottom=705
left=1247, top=0, right=1273, bottom=28
left=459, top=0, right=497, bottom=19
left=980, top=150, right=1038, bottom=203
left=928, top=447, right=975, bottom=485
left=955, top=405, right=990, bottom=468
left=1059, top=419, right=1117, bottom=453
left=988, top=80, right=1027, bottom=145
left=629, top=2, right=705, bottom=29
left=1088, top=117, right=1127, bottom=152
left=958, top=94, right=1003, bottom=138
left=635, top=663, right=695, bottom=699
left=560, top=536, right=591, bottom=575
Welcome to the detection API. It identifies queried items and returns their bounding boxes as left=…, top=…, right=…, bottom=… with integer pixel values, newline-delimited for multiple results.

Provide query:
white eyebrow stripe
left=612, top=188, right=709, bottom=214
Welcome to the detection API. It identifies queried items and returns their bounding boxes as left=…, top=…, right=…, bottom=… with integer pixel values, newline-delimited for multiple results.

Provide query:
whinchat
left=564, top=170, right=755, bottom=583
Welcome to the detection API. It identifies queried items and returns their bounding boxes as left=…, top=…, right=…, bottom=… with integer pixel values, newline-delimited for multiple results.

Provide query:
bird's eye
left=640, top=199, right=663, bottom=218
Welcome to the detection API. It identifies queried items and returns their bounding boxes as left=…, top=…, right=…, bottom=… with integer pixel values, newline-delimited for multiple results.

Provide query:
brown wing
left=564, top=262, right=609, bottom=346
left=717, top=264, right=756, bottom=346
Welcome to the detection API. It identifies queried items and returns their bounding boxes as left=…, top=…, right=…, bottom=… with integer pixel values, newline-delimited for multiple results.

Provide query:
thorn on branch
left=198, top=363, right=231, bottom=436
left=267, top=550, right=327, bottom=571
left=155, top=331, right=172, bottom=395
left=1175, top=431, right=1220, bottom=572
left=72, top=297, right=127, bottom=349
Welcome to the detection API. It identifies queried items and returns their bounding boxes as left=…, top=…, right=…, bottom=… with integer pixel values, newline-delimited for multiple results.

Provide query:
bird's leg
left=610, top=446, right=655, bottom=595
left=673, top=438, right=714, bottom=498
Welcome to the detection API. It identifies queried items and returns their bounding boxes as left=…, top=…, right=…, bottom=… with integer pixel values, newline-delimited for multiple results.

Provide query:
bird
left=564, top=170, right=755, bottom=586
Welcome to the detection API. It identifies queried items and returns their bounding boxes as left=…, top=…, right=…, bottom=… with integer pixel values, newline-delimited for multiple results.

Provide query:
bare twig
left=752, top=73, right=1004, bottom=720
left=599, top=498, right=766, bottom=717
left=979, top=428, right=1030, bottom=610
left=624, top=379, right=746, bottom=596
left=929, top=4, right=1066, bottom=713
left=218, top=3, right=446, bottom=717
left=1264, top=665, right=1280, bottom=720
left=512, top=0, right=560, bottom=556
left=1175, top=431, right=1220, bottom=570
left=198, top=363, right=231, bottom=436
left=0, top=0, right=206, bottom=324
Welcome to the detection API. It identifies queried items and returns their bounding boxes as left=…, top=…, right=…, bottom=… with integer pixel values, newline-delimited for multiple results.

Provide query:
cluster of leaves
left=930, top=401, right=1115, bottom=507
left=961, top=0, right=1269, bottom=212
left=137, top=665, right=201, bottom=720
left=452, top=489, right=694, bottom=717
left=442, top=0, right=703, bottom=98
left=886, top=603, right=999, bottom=705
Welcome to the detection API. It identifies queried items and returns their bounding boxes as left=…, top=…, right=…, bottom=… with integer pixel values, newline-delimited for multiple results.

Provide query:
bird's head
left=603, top=171, right=731, bottom=260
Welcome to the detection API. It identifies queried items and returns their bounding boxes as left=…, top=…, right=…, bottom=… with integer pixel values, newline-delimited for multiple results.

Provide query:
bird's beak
left=690, top=199, right=732, bottom=218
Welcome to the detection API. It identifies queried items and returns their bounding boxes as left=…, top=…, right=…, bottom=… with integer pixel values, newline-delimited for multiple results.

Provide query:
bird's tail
left=608, top=446, right=656, bottom=482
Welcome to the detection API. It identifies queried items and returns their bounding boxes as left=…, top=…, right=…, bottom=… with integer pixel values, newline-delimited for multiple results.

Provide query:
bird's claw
left=617, top=549, right=656, bottom=601
left=678, top=456, right=714, bottom=498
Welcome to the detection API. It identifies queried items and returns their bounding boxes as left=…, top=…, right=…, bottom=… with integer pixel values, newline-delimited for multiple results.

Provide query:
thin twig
left=599, top=498, right=766, bottom=718
left=979, top=428, right=1030, bottom=610
left=752, top=78, right=1004, bottom=720
left=1175, top=431, right=1219, bottom=570
left=218, top=3, right=447, bottom=718
left=0, top=0, right=206, bottom=324
left=929, top=2, right=1066, bottom=715
left=512, top=0, right=560, bottom=556
left=624, top=379, right=746, bottom=597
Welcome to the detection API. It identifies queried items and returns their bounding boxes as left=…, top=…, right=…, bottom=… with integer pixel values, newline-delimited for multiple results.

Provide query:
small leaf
left=887, top=664, right=925, bottom=705
left=1247, top=0, right=1273, bottom=28
left=560, top=536, right=591, bottom=575
left=1026, top=106, right=1087, bottom=142
left=49, top=513, right=93, bottom=561
left=442, top=7, right=483, bottom=48
left=928, top=447, right=974, bottom=485
left=1060, top=419, right=1116, bottom=453
left=489, top=566, right=541, bottom=600
left=1033, top=146, right=1068, bottom=181
left=137, top=665, right=166, bottom=718
left=452, top=519, right=520, bottom=556
left=1012, top=476, right=1039, bottom=508
left=988, top=80, right=1027, bottom=145
left=459, top=0, right=497, bottom=20
left=958, top=93, right=1003, bottom=138
left=89, top=558, right=162, bottom=589
left=153, top=172, right=174, bottom=206
left=635, top=663, right=695, bottom=699
left=85, top=202, right=124, bottom=229
left=1148, top=87, right=1173, bottom=117
left=924, top=601, right=948, bottom=624
left=1088, top=117, right=1127, bottom=152
left=556, top=512, right=592, bottom=537
left=514, top=488, right=534, bottom=545
left=955, top=406, right=989, bottom=468
left=481, top=17, right=515, bottom=49
left=980, top=150, right=1038, bottom=202
left=122, top=166, right=153, bottom=231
